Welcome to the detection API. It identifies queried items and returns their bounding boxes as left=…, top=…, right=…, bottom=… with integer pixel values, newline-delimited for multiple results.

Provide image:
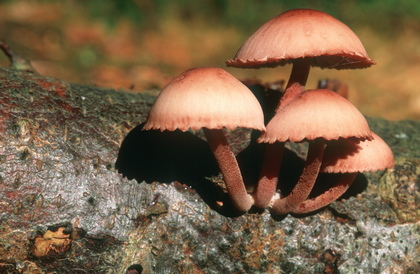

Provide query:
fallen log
left=0, top=65, right=418, bottom=273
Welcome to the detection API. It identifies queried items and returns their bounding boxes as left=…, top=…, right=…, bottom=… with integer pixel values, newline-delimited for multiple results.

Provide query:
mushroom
left=143, top=67, right=265, bottom=212
left=254, top=89, right=372, bottom=214
left=226, top=8, right=375, bottom=110
left=226, top=9, right=376, bottom=214
left=292, top=131, right=394, bottom=214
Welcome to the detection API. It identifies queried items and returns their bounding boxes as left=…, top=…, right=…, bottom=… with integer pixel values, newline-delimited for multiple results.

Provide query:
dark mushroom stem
left=276, top=58, right=311, bottom=111
left=254, top=58, right=311, bottom=208
left=270, top=139, right=325, bottom=215
left=254, top=58, right=314, bottom=213
left=203, top=128, right=253, bottom=212
left=291, top=172, right=357, bottom=214
left=253, top=142, right=285, bottom=208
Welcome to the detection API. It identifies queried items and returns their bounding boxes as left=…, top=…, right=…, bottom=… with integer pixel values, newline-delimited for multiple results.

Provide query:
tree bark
left=0, top=68, right=418, bottom=273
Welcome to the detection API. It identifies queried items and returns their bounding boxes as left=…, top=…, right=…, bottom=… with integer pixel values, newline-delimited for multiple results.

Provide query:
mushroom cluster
left=142, top=9, right=394, bottom=215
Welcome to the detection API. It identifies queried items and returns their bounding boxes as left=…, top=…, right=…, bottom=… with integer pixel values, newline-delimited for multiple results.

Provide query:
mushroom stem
left=291, top=173, right=357, bottom=214
left=270, top=139, right=325, bottom=215
left=203, top=128, right=253, bottom=212
left=276, top=58, right=311, bottom=111
left=253, top=142, right=285, bottom=208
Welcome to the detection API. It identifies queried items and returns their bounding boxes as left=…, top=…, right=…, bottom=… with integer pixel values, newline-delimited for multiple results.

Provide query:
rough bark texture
left=0, top=68, right=419, bottom=273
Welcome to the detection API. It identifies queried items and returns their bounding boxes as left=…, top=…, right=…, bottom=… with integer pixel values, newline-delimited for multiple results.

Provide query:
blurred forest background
left=0, top=0, right=419, bottom=120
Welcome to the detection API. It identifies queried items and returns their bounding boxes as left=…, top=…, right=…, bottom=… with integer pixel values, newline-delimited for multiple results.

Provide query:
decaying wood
left=0, top=68, right=419, bottom=273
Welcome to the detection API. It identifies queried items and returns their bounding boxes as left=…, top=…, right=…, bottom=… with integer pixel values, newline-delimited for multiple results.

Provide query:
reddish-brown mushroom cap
left=226, top=9, right=375, bottom=69
left=143, top=67, right=265, bottom=132
left=321, top=131, right=394, bottom=173
left=257, top=89, right=372, bottom=143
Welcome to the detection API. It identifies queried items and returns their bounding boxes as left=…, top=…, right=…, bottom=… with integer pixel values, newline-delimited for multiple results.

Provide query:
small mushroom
left=143, top=67, right=265, bottom=212
left=254, top=89, right=372, bottom=214
left=226, top=9, right=375, bottom=110
left=292, top=131, right=394, bottom=214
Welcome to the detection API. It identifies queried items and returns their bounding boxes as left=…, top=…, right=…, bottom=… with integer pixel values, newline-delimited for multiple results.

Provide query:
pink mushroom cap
left=226, top=9, right=375, bottom=69
left=143, top=67, right=265, bottom=132
left=321, top=131, right=394, bottom=173
left=257, top=89, right=372, bottom=143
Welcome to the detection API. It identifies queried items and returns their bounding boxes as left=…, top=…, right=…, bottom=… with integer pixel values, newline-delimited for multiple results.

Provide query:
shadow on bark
left=115, top=123, right=248, bottom=217
left=238, top=133, right=368, bottom=219
left=116, top=123, right=367, bottom=218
